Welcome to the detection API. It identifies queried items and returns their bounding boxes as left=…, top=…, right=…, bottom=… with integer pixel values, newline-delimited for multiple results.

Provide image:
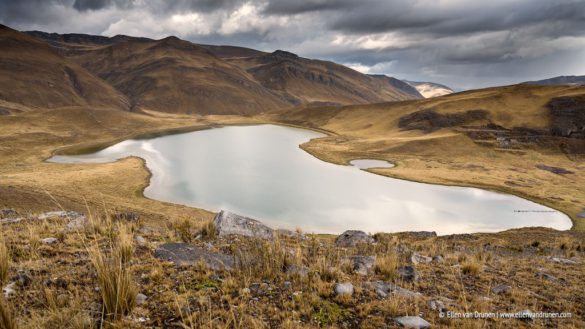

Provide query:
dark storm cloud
left=1, top=0, right=584, bottom=89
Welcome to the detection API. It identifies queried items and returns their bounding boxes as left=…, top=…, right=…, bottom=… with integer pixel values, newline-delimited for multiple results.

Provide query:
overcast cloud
left=1, top=0, right=584, bottom=89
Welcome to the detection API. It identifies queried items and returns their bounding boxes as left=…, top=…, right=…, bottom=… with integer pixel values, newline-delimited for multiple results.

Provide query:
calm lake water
left=49, top=124, right=572, bottom=234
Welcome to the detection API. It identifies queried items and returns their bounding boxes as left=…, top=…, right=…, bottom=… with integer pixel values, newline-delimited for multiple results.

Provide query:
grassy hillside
left=269, top=84, right=585, bottom=230
left=0, top=25, right=129, bottom=113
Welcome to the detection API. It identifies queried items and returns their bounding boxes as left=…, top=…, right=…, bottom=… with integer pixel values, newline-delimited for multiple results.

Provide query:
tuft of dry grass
left=375, top=253, right=399, bottom=280
left=114, top=224, right=134, bottom=265
left=0, top=239, right=9, bottom=286
left=461, top=260, right=481, bottom=276
left=0, top=297, right=17, bottom=329
left=88, top=244, right=137, bottom=321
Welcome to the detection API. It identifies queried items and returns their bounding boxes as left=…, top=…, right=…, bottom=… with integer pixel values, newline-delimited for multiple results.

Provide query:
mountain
left=16, top=29, right=421, bottom=114
left=368, top=74, right=423, bottom=99
left=405, top=81, right=454, bottom=98
left=523, top=75, right=585, bottom=86
left=0, top=25, right=130, bottom=113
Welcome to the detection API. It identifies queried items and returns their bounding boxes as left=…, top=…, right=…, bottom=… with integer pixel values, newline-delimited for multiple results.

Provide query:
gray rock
left=0, top=208, right=16, bottom=218
left=65, top=217, right=86, bottom=232
left=432, top=255, right=444, bottom=263
left=285, top=264, right=309, bottom=277
left=398, top=266, right=419, bottom=281
left=400, top=231, right=437, bottom=238
left=135, top=293, right=147, bottom=305
left=12, top=272, right=31, bottom=287
left=372, top=281, right=422, bottom=299
left=491, top=284, right=512, bottom=294
left=549, top=257, right=580, bottom=265
left=411, top=253, right=432, bottom=265
left=335, top=230, right=375, bottom=247
left=394, top=316, right=431, bottom=328
left=334, top=282, right=354, bottom=296
left=518, top=309, right=535, bottom=322
left=134, top=235, right=147, bottom=245
left=39, top=211, right=84, bottom=220
left=577, top=209, right=585, bottom=218
left=428, top=299, right=446, bottom=312
left=3, top=282, right=16, bottom=298
left=113, top=212, right=140, bottom=222
left=350, top=256, right=376, bottom=276
left=0, top=217, right=24, bottom=225
left=213, top=210, right=273, bottom=239
left=154, top=243, right=234, bottom=271
left=41, top=237, right=59, bottom=245
left=535, top=271, right=557, bottom=281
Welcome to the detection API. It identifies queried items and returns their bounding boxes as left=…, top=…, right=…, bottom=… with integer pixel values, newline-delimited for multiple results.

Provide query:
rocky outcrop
left=547, top=95, right=585, bottom=138
left=213, top=210, right=274, bottom=239
left=394, top=316, right=431, bottom=328
left=536, top=164, right=574, bottom=175
left=349, top=256, right=376, bottom=276
left=154, top=242, right=234, bottom=270
left=399, top=109, right=488, bottom=133
left=335, top=230, right=375, bottom=247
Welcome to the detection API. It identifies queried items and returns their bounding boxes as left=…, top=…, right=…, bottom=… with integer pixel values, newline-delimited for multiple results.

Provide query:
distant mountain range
left=523, top=75, right=585, bottom=86
left=0, top=24, right=428, bottom=116
left=404, top=81, right=455, bottom=98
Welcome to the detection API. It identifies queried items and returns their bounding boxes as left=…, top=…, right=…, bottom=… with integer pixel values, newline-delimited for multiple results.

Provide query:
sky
left=1, top=0, right=585, bottom=90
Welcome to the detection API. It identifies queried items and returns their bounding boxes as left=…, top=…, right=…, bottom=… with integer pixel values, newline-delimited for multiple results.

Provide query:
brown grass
left=0, top=239, right=9, bottom=286
left=0, top=297, right=17, bottom=329
left=375, top=253, right=399, bottom=280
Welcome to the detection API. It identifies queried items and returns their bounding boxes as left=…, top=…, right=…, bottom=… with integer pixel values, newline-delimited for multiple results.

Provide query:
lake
left=48, top=124, right=572, bottom=235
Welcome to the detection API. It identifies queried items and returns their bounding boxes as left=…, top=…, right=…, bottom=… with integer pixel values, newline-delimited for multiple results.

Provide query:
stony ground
left=0, top=208, right=583, bottom=328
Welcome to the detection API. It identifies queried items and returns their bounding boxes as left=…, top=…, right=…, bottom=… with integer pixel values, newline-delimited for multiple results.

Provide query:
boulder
left=432, top=255, right=444, bottom=263
left=491, top=284, right=512, bottom=294
left=334, top=282, right=354, bottom=296
left=398, top=266, right=418, bottom=281
left=154, top=243, right=234, bottom=271
left=394, top=316, right=431, bottom=328
left=335, top=230, right=375, bottom=247
left=213, top=210, right=273, bottom=239
left=349, top=256, right=376, bottom=276
left=38, top=211, right=84, bottom=220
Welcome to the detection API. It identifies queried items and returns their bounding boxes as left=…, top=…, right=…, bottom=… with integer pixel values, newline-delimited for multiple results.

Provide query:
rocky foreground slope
left=1, top=208, right=583, bottom=328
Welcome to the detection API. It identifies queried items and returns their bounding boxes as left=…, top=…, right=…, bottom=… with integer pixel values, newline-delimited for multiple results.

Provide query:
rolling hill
left=18, top=29, right=421, bottom=114
left=0, top=25, right=130, bottom=114
left=523, top=75, right=585, bottom=86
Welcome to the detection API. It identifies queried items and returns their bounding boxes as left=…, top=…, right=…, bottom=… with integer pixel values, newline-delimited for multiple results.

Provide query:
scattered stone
left=3, top=282, right=16, bottom=298
left=135, top=293, right=147, bottom=305
left=41, top=237, right=59, bottom=245
left=398, top=266, right=419, bottom=281
left=518, top=309, right=535, bottom=322
left=154, top=243, right=234, bottom=271
left=213, top=210, right=273, bottom=239
left=491, top=284, right=512, bottom=295
left=134, top=235, right=147, bottom=245
left=432, top=255, right=444, bottom=263
left=394, top=316, right=431, bottom=328
left=44, top=278, right=68, bottom=289
left=285, top=264, right=309, bottom=277
left=38, top=211, right=84, bottom=220
left=334, top=282, right=354, bottom=296
left=283, top=281, right=292, bottom=290
left=577, top=209, right=585, bottom=218
left=535, top=271, right=557, bottom=281
left=113, top=211, right=140, bottom=222
left=0, top=217, right=24, bottom=225
left=12, top=272, right=32, bottom=287
left=549, top=257, right=580, bottom=265
left=65, top=215, right=87, bottom=232
left=536, top=164, right=574, bottom=175
left=349, top=256, right=376, bottom=276
left=335, top=230, right=375, bottom=247
left=411, top=253, right=432, bottom=265
left=428, top=299, right=446, bottom=312
left=372, top=281, right=422, bottom=299
left=0, top=208, right=16, bottom=218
